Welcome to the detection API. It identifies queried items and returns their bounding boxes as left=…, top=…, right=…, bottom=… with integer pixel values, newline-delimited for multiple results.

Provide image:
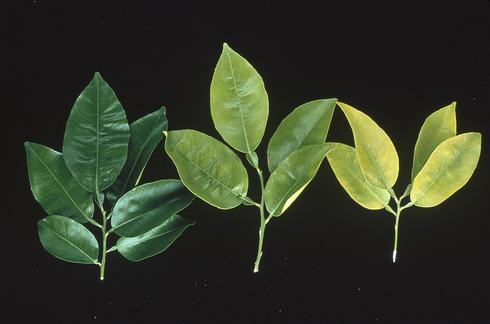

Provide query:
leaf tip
left=162, top=131, right=168, bottom=138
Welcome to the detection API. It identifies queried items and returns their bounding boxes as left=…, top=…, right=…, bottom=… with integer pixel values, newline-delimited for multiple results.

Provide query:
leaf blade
left=111, top=179, right=194, bottom=237
left=106, top=107, right=168, bottom=204
left=411, top=102, right=456, bottom=181
left=338, top=102, right=399, bottom=189
left=63, top=72, right=130, bottom=193
left=326, top=142, right=390, bottom=210
left=210, top=43, right=269, bottom=153
left=38, top=215, right=99, bottom=264
left=410, top=132, right=481, bottom=207
left=264, top=144, right=332, bottom=216
left=116, top=214, right=195, bottom=262
left=164, top=129, right=248, bottom=210
left=267, top=99, right=337, bottom=172
left=25, top=142, right=94, bottom=223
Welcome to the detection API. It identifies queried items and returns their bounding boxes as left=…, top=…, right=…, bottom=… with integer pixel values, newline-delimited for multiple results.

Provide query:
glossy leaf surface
left=117, top=214, right=195, bottom=262
left=267, top=99, right=336, bottom=172
left=265, top=144, right=332, bottom=216
left=164, top=130, right=248, bottom=209
left=25, top=142, right=93, bottom=223
left=326, top=143, right=390, bottom=210
left=111, top=179, right=194, bottom=237
left=107, top=107, right=168, bottom=204
left=38, top=215, right=99, bottom=264
left=210, top=43, right=269, bottom=153
left=411, top=132, right=481, bottom=207
left=412, top=102, right=456, bottom=181
left=63, top=72, right=130, bottom=193
left=338, top=102, right=399, bottom=189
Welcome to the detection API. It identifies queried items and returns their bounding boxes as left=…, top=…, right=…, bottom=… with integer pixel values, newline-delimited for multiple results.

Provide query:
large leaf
left=63, top=72, right=130, bottom=193
left=164, top=129, right=248, bottom=209
left=25, top=142, right=94, bottom=223
left=116, top=214, right=195, bottom=262
left=111, top=179, right=194, bottom=237
left=267, top=99, right=337, bottom=172
left=410, top=132, right=481, bottom=207
left=264, top=144, right=332, bottom=216
left=106, top=107, right=168, bottom=204
left=38, top=215, right=99, bottom=264
left=326, top=143, right=390, bottom=210
left=338, top=102, right=399, bottom=189
left=210, top=43, right=269, bottom=153
left=411, top=102, right=456, bottom=181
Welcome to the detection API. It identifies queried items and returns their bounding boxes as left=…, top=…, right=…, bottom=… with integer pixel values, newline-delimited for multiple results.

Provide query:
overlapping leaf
left=111, top=179, right=194, bottom=237
left=411, top=132, right=481, bottom=207
left=267, top=99, right=336, bottom=172
left=412, top=102, right=456, bottom=181
left=107, top=107, right=168, bottom=204
left=164, top=129, right=248, bottom=209
left=326, top=143, right=390, bottom=210
left=338, top=102, right=399, bottom=189
left=116, top=214, right=195, bottom=262
left=265, top=144, right=332, bottom=216
left=25, top=142, right=94, bottom=223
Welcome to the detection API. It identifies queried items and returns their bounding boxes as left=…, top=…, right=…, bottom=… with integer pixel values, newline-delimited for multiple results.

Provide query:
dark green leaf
left=38, top=215, right=99, bottom=264
left=25, top=142, right=94, bottom=223
left=111, top=179, right=194, bottom=237
left=107, top=107, right=168, bottom=204
left=63, top=72, right=130, bottom=193
left=116, top=214, right=195, bottom=262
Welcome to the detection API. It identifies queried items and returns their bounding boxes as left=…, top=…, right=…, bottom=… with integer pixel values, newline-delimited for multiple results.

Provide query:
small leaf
left=267, top=99, right=337, bottom=172
left=116, top=214, right=195, bottom=262
left=25, top=142, right=94, bottom=223
left=107, top=107, right=168, bottom=204
left=264, top=144, right=332, bottom=216
left=326, top=143, right=390, bottom=210
left=63, top=72, right=130, bottom=193
left=210, top=43, right=269, bottom=153
left=412, top=102, right=456, bottom=181
left=38, top=215, right=99, bottom=264
left=410, top=132, right=481, bottom=207
left=338, top=102, right=399, bottom=189
left=246, top=151, right=259, bottom=168
left=111, top=179, right=194, bottom=237
left=164, top=129, right=249, bottom=210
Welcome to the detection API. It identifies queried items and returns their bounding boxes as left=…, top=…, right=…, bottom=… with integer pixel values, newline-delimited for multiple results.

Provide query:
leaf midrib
left=225, top=50, right=252, bottom=153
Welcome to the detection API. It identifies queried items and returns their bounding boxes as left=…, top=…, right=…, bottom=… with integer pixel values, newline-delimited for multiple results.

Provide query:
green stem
left=98, top=199, right=109, bottom=281
left=253, top=166, right=267, bottom=273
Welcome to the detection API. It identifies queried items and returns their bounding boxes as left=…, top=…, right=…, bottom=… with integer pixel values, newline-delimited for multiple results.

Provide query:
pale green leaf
left=411, top=132, right=481, bottom=207
left=210, top=43, right=269, bottom=153
left=411, top=102, right=457, bottom=181
left=338, top=102, right=399, bottom=189
left=326, top=142, right=390, bottom=210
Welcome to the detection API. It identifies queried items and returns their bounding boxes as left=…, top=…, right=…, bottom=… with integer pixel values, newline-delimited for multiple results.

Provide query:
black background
left=6, top=0, right=490, bottom=322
